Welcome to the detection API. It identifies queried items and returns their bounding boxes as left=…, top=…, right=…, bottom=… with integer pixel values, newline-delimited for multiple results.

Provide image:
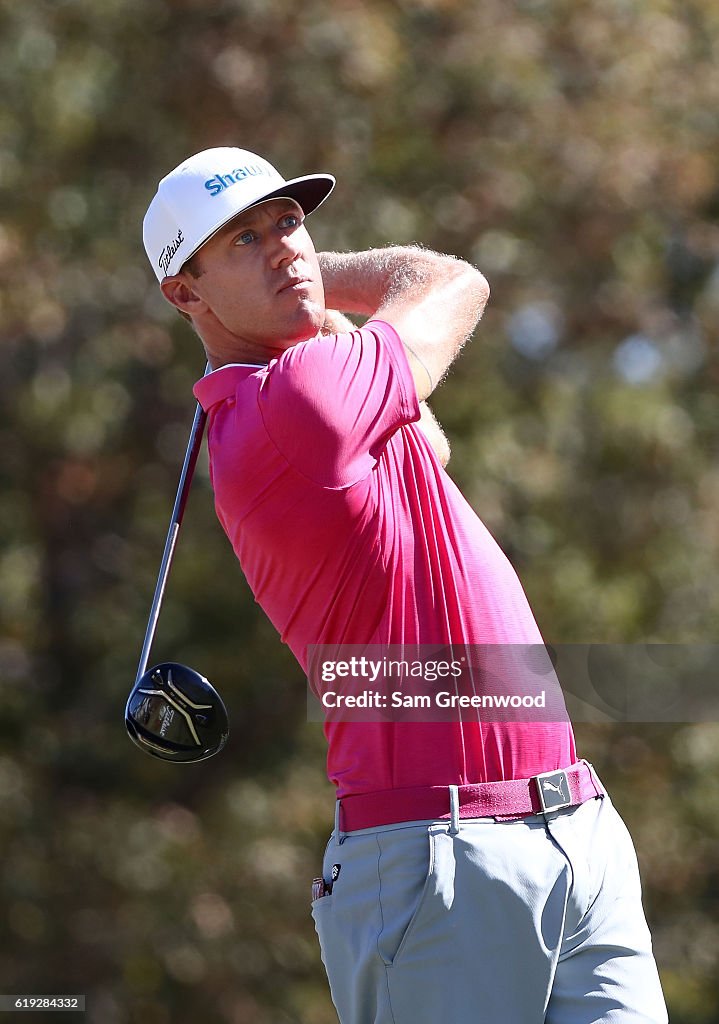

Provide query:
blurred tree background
left=1, top=0, right=718, bottom=1020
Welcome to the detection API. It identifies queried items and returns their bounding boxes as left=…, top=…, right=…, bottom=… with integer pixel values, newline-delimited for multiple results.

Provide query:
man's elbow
left=464, top=263, right=490, bottom=310
left=452, top=261, right=490, bottom=332
left=409, top=248, right=489, bottom=307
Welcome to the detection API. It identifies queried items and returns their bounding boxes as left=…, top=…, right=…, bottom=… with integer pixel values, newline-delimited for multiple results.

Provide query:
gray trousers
left=311, top=790, right=668, bottom=1023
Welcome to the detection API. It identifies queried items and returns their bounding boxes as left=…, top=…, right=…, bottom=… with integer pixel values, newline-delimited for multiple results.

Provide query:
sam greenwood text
left=320, top=690, right=548, bottom=709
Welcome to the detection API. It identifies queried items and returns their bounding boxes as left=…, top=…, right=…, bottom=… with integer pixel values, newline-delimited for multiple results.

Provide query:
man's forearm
left=318, top=246, right=447, bottom=317
left=318, top=246, right=488, bottom=403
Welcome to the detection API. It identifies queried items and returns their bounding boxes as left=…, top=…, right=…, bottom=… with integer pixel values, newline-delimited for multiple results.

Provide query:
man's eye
left=279, top=214, right=301, bottom=229
left=235, top=231, right=255, bottom=246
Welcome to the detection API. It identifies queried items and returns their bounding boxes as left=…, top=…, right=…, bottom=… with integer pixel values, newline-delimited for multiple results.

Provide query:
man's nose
left=269, top=228, right=300, bottom=268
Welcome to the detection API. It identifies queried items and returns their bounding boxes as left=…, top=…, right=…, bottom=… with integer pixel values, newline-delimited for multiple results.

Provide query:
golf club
left=125, top=366, right=229, bottom=762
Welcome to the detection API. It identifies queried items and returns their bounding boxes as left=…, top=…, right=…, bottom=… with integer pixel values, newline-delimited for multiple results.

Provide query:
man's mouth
left=278, top=276, right=311, bottom=294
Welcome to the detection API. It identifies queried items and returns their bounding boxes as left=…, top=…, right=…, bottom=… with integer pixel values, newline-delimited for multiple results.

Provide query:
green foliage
left=1, top=0, right=718, bottom=1020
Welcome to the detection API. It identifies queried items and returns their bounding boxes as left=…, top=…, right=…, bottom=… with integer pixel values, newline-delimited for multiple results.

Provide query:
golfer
left=143, top=147, right=668, bottom=1023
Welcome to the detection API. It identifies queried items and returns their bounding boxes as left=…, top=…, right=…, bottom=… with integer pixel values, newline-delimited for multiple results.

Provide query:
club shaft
left=135, top=369, right=209, bottom=685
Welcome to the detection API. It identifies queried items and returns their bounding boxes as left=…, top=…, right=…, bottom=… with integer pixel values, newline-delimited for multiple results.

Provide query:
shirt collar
left=193, top=362, right=267, bottom=410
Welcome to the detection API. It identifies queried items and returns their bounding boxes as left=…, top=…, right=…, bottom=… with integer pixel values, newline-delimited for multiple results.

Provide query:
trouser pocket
left=310, top=831, right=387, bottom=1023
left=376, top=826, right=436, bottom=966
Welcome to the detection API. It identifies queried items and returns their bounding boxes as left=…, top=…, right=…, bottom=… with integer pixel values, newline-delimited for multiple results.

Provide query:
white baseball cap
left=143, top=147, right=336, bottom=281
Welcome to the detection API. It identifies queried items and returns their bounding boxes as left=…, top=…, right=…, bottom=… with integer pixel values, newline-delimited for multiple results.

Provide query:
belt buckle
left=534, top=769, right=571, bottom=814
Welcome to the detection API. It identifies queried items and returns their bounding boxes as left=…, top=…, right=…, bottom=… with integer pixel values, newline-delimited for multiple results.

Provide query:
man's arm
left=318, top=246, right=489, bottom=401
left=320, top=308, right=357, bottom=336
left=319, top=307, right=451, bottom=466
left=418, top=402, right=451, bottom=467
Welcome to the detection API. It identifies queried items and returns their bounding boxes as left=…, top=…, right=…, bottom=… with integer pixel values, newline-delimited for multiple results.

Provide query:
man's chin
left=283, top=306, right=325, bottom=346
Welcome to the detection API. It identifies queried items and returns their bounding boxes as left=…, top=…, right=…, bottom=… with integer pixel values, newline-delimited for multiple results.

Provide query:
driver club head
left=125, top=662, right=229, bottom=762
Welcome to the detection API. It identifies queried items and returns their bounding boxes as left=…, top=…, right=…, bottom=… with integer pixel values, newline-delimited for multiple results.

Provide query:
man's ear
left=160, top=275, right=207, bottom=317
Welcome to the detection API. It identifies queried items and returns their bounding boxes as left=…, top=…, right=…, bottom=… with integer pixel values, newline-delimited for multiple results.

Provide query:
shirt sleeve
left=257, top=319, right=421, bottom=488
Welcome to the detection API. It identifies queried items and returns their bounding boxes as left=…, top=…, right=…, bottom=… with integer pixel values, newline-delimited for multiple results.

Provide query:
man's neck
left=203, top=339, right=287, bottom=371
left=200, top=325, right=321, bottom=371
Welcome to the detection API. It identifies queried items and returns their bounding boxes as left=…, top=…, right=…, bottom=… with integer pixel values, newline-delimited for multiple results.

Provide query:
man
left=143, top=147, right=667, bottom=1023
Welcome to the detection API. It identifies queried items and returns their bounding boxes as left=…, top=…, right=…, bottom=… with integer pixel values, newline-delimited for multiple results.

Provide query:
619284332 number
left=0, top=996, right=85, bottom=1012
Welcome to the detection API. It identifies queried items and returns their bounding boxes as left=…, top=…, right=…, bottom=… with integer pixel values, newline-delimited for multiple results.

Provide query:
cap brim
left=179, top=173, right=335, bottom=273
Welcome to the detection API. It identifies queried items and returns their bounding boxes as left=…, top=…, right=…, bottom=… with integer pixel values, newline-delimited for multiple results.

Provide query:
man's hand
left=318, top=247, right=489, bottom=402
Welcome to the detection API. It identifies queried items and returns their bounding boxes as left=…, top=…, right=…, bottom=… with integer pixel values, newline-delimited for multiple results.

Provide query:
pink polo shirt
left=194, top=320, right=576, bottom=797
